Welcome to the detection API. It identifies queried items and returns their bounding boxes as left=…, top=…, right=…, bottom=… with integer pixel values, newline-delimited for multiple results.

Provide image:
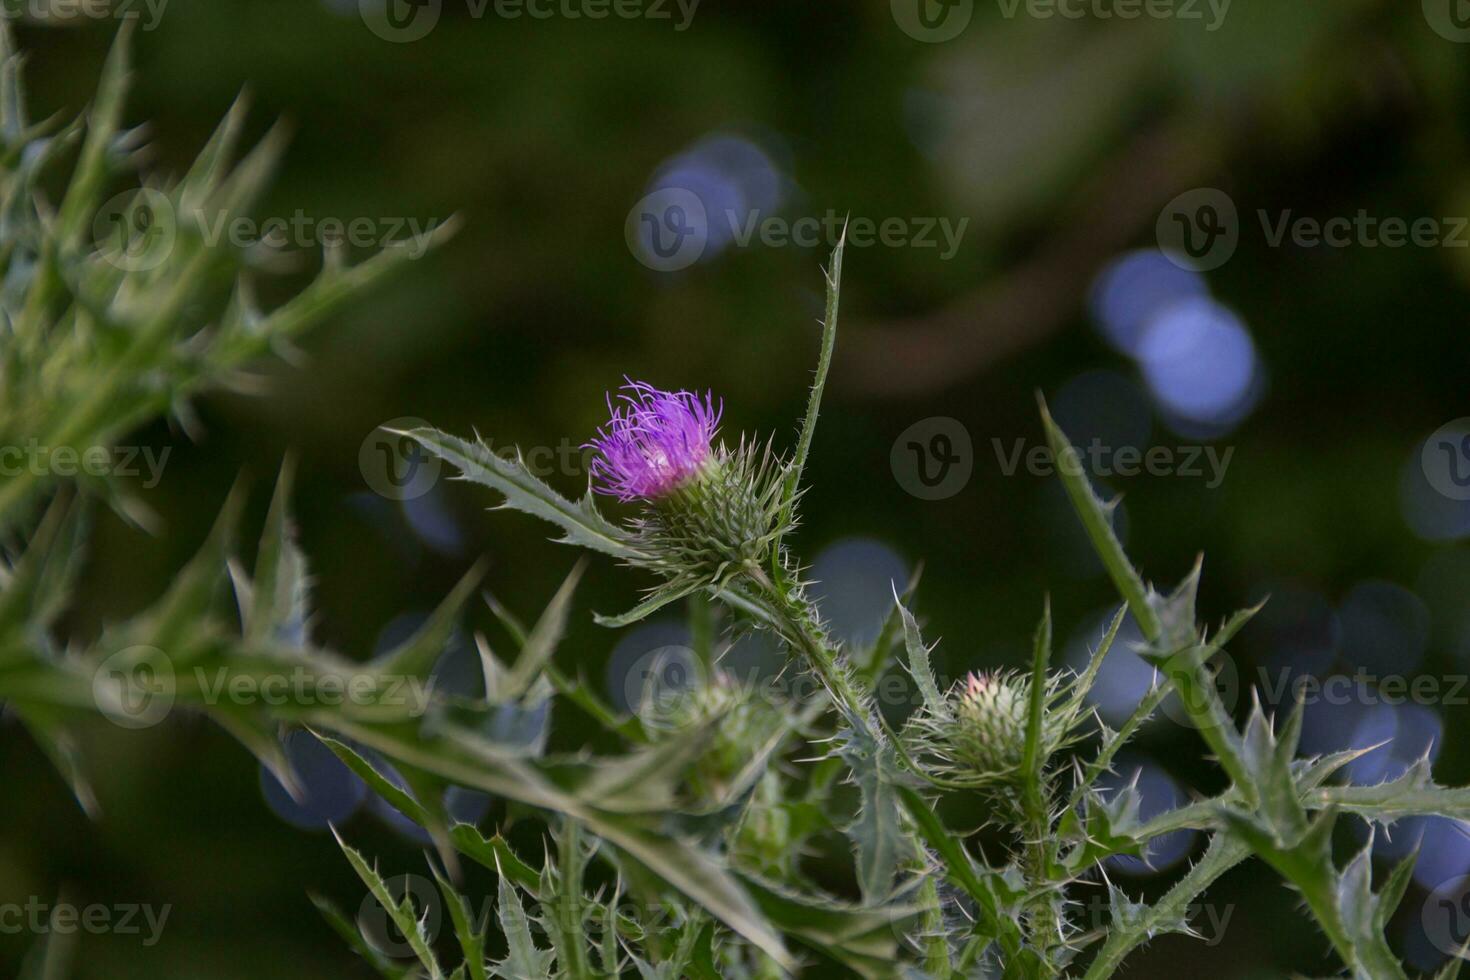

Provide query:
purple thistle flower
left=587, top=380, right=722, bottom=502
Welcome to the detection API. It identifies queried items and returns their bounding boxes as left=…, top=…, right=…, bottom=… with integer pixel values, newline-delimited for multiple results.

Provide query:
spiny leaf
left=897, top=594, right=945, bottom=717
left=331, top=829, right=445, bottom=980
left=1239, top=695, right=1305, bottom=840
left=315, top=733, right=431, bottom=826
left=1061, top=603, right=1126, bottom=721
left=0, top=492, right=88, bottom=642
left=1037, top=394, right=1160, bottom=640
left=452, top=827, right=541, bottom=892
left=309, top=893, right=412, bottom=980
left=492, top=871, right=554, bottom=980
left=209, top=707, right=301, bottom=803
left=895, top=784, right=1024, bottom=961
left=430, top=862, right=488, bottom=980
left=119, top=483, right=245, bottom=656
left=773, top=233, right=844, bottom=565
left=55, top=23, right=132, bottom=250
left=404, top=427, right=642, bottom=560
left=242, top=458, right=312, bottom=646
left=840, top=730, right=903, bottom=906
left=1220, top=806, right=1372, bottom=975
left=1020, top=598, right=1052, bottom=809
left=373, top=561, right=484, bottom=682
left=318, top=717, right=794, bottom=970
left=10, top=709, right=97, bottom=818
left=858, top=563, right=921, bottom=683
left=504, top=559, right=584, bottom=697
left=736, top=872, right=917, bottom=978
left=1312, top=757, right=1470, bottom=820
left=576, top=720, right=717, bottom=813
left=178, top=90, right=251, bottom=213
left=592, top=578, right=701, bottom=629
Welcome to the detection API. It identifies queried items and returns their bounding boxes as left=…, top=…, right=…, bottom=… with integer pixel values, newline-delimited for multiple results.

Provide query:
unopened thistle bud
left=646, top=672, right=781, bottom=805
left=587, top=381, right=788, bottom=585
left=906, top=670, right=1075, bottom=788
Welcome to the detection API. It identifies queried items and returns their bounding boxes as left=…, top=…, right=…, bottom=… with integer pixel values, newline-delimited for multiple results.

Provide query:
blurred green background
left=7, top=0, right=1470, bottom=975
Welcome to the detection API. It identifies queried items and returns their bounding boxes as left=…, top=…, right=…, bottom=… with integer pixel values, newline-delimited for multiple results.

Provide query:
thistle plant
left=11, top=25, right=1470, bottom=980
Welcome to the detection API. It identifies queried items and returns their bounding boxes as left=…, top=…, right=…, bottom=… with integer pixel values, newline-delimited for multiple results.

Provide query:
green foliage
left=0, top=26, right=446, bottom=531
left=9, top=27, right=1470, bottom=980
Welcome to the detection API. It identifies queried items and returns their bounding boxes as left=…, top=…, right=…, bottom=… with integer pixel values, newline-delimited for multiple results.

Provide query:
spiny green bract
left=629, top=437, right=791, bottom=589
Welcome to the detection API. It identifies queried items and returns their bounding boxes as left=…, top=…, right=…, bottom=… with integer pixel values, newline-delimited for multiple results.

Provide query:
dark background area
left=6, top=1, right=1470, bottom=975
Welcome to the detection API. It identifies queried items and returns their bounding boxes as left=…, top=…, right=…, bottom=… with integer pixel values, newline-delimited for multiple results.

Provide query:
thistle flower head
left=587, top=380, right=721, bottom=502
left=950, top=670, right=1033, bottom=774
left=585, top=380, right=790, bottom=596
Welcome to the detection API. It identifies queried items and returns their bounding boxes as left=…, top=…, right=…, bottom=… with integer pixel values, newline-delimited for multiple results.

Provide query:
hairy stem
left=742, top=563, right=875, bottom=735
left=1022, top=812, right=1064, bottom=975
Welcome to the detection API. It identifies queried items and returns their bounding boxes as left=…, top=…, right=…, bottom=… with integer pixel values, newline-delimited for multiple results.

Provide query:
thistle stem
left=1021, top=805, right=1064, bottom=974
left=742, top=564, right=875, bottom=735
